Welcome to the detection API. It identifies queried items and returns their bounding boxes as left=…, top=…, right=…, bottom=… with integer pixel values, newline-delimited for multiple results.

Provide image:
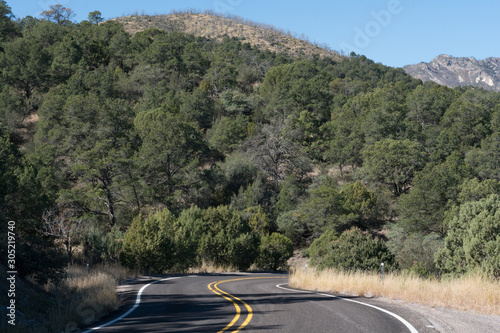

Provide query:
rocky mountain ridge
left=403, top=54, right=500, bottom=91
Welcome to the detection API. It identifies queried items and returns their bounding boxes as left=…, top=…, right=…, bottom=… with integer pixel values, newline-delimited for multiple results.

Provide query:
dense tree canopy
left=362, top=138, right=426, bottom=195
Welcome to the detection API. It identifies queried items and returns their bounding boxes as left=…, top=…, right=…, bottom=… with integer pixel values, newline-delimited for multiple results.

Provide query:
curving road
left=83, top=273, right=438, bottom=332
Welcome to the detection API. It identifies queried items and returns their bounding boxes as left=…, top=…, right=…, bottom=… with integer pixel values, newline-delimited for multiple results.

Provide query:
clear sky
left=8, top=0, right=500, bottom=68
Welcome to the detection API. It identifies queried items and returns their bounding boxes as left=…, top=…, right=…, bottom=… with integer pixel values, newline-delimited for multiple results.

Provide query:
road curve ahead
left=83, top=273, right=424, bottom=333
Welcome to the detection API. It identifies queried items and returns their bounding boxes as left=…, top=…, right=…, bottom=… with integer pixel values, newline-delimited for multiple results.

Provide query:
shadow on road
left=82, top=273, right=359, bottom=333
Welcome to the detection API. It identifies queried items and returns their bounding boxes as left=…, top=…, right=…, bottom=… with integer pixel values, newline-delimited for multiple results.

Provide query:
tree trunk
left=100, top=167, right=116, bottom=227
left=106, top=187, right=116, bottom=226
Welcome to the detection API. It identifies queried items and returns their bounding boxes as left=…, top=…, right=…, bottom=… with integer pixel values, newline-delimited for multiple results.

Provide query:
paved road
left=83, top=273, right=435, bottom=332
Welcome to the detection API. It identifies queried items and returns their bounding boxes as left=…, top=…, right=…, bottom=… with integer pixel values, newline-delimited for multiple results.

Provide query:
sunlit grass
left=188, top=261, right=237, bottom=274
left=289, top=267, right=500, bottom=315
left=46, top=263, right=133, bottom=331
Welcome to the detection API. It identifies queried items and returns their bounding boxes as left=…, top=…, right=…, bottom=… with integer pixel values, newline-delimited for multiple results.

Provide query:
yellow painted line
left=208, top=281, right=241, bottom=332
left=214, top=283, right=253, bottom=332
left=208, top=277, right=281, bottom=333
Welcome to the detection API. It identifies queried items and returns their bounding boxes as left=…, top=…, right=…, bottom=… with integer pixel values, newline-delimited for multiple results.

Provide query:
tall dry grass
left=289, top=268, right=500, bottom=315
left=46, top=264, right=133, bottom=331
left=188, top=260, right=238, bottom=274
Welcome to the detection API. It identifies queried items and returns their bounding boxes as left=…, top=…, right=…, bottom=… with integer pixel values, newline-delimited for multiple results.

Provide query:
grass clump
left=0, top=263, right=133, bottom=333
left=45, top=264, right=132, bottom=332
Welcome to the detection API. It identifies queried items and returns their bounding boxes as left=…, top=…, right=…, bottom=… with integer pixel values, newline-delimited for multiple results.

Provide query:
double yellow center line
left=207, top=277, right=280, bottom=333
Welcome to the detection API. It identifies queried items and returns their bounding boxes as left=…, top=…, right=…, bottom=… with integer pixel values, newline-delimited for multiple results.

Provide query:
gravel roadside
left=373, top=296, right=500, bottom=333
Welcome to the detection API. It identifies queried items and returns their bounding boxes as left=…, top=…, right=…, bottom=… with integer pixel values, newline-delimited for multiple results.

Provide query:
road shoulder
left=371, top=297, right=500, bottom=333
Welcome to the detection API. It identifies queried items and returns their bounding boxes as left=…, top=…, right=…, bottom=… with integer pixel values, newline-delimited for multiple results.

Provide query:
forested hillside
left=1, top=1, right=500, bottom=296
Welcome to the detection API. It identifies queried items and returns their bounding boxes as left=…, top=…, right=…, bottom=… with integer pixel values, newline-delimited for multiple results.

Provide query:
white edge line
left=82, top=277, right=181, bottom=332
left=276, top=283, right=418, bottom=333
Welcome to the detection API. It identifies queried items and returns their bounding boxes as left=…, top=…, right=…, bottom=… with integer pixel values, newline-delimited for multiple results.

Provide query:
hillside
left=403, top=54, right=500, bottom=91
left=112, top=11, right=342, bottom=60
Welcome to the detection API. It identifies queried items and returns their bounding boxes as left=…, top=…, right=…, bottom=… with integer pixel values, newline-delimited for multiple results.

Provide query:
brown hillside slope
left=112, top=12, right=342, bottom=60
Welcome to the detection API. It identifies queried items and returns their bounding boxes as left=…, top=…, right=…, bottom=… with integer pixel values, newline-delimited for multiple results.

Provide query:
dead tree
left=42, top=209, right=83, bottom=263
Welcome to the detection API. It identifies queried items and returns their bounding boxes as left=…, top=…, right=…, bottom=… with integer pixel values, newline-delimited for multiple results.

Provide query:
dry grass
left=112, top=13, right=342, bottom=60
left=46, top=264, right=133, bottom=331
left=289, top=268, right=500, bottom=315
left=188, top=261, right=237, bottom=274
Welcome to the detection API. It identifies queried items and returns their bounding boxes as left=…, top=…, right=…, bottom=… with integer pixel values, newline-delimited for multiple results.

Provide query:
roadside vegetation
left=0, top=1, right=499, bottom=331
left=290, top=268, right=500, bottom=315
left=0, top=263, right=130, bottom=332
left=45, top=264, right=128, bottom=332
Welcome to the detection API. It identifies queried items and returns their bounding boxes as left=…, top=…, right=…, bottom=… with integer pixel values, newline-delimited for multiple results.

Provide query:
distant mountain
left=403, top=54, right=500, bottom=91
left=112, top=11, right=342, bottom=60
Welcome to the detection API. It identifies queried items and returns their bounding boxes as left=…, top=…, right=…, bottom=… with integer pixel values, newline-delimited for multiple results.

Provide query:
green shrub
left=207, top=114, right=249, bottom=153
left=340, top=181, right=378, bottom=221
left=196, top=205, right=259, bottom=270
left=387, top=224, right=443, bottom=275
left=407, top=261, right=432, bottom=278
left=121, top=209, right=197, bottom=273
left=245, top=205, right=272, bottom=236
left=435, top=194, right=500, bottom=278
left=308, top=227, right=397, bottom=272
left=103, top=226, right=124, bottom=263
left=228, top=232, right=260, bottom=270
left=256, top=233, right=294, bottom=270
left=277, top=210, right=309, bottom=246
left=85, top=227, right=107, bottom=265
left=306, top=229, right=338, bottom=263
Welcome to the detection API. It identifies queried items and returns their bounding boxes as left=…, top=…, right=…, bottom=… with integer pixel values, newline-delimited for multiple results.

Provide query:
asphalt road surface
left=82, top=273, right=432, bottom=333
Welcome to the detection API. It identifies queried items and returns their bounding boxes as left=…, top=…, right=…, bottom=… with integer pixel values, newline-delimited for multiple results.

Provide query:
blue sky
left=8, top=0, right=500, bottom=68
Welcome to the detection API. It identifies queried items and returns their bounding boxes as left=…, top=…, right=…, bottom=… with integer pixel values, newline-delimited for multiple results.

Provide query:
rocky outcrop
left=403, top=54, right=500, bottom=91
